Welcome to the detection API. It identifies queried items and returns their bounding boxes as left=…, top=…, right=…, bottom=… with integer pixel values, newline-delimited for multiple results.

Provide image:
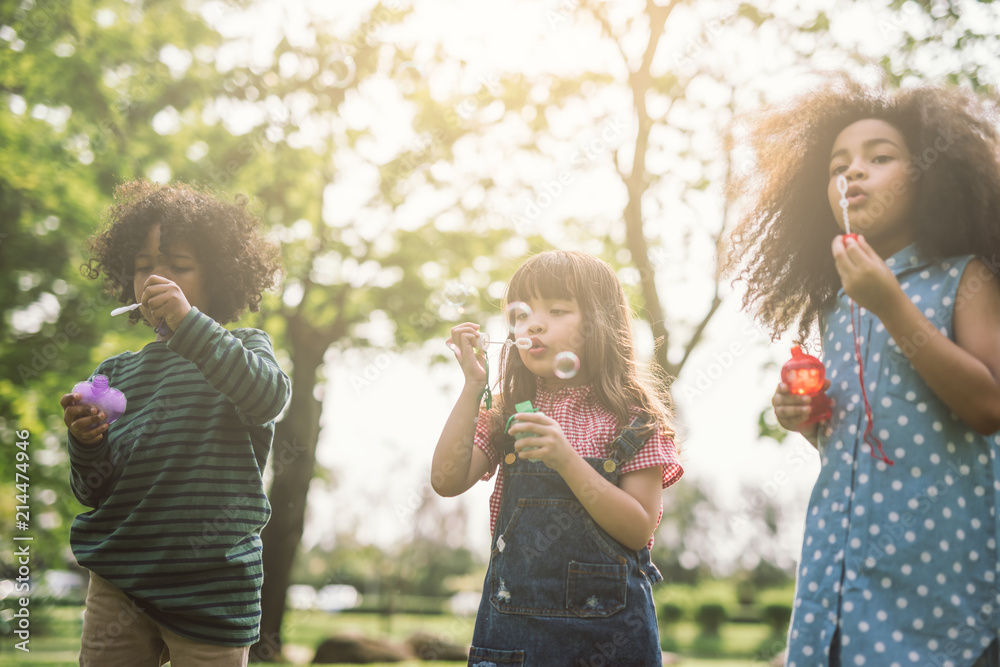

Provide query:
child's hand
left=139, top=275, right=192, bottom=333
left=507, top=411, right=577, bottom=471
left=446, top=322, right=487, bottom=388
left=60, top=393, right=108, bottom=446
left=831, top=235, right=906, bottom=316
left=771, top=380, right=831, bottom=441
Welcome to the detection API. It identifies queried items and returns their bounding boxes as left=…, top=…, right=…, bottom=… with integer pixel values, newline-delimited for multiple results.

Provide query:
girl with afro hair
left=60, top=180, right=290, bottom=665
left=726, top=75, right=1000, bottom=666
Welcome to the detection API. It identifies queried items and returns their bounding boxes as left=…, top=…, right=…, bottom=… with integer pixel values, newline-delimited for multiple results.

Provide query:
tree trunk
left=251, top=327, right=326, bottom=661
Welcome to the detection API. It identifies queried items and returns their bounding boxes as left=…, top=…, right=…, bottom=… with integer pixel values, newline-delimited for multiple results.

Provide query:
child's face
left=827, top=118, right=916, bottom=255
left=512, top=294, right=585, bottom=387
left=133, top=224, right=209, bottom=326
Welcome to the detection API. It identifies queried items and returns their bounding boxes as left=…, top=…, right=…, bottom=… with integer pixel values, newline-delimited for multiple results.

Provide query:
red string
left=850, top=300, right=894, bottom=466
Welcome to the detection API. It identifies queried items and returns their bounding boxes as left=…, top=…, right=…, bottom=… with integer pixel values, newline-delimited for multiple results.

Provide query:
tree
left=180, top=6, right=539, bottom=656
left=0, top=0, right=242, bottom=570
left=6, top=0, right=1000, bottom=660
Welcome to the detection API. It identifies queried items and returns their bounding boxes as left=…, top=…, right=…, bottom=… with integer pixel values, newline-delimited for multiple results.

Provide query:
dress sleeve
left=473, top=411, right=500, bottom=480
left=620, top=426, right=684, bottom=489
left=166, top=307, right=291, bottom=426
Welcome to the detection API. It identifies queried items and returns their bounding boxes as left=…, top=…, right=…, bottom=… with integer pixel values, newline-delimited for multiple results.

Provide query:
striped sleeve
left=166, top=308, right=290, bottom=425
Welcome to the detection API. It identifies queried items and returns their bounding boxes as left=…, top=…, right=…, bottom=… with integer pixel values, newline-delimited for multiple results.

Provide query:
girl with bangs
left=432, top=250, right=683, bottom=666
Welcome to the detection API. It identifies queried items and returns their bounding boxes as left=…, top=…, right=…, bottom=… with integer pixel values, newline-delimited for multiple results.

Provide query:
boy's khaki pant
left=79, top=571, right=250, bottom=667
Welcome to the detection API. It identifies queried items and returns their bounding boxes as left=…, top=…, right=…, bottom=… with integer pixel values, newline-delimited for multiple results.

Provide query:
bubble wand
left=836, top=175, right=861, bottom=241
left=473, top=334, right=532, bottom=409
left=837, top=174, right=893, bottom=465
left=110, top=303, right=140, bottom=316
left=110, top=303, right=171, bottom=336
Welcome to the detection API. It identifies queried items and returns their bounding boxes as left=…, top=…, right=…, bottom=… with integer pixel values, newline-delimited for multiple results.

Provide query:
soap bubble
left=506, top=301, right=532, bottom=333
left=444, top=281, right=477, bottom=311
left=553, top=351, right=580, bottom=379
left=324, top=53, right=357, bottom=89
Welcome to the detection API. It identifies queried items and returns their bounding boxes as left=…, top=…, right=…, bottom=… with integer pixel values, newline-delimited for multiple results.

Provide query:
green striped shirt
left=67, top=307, right=290, bottom=646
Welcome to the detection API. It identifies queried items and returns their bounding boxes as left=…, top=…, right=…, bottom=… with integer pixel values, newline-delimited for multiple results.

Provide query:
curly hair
left=723, top=73, right=1000, bottom=343
left=84, top=180, right=282, bottom=326
left=486, top=250, right=674, bottom=447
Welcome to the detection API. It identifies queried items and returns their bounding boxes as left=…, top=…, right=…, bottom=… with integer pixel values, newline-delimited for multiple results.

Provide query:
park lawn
left=0, top=606, right=783, bottom=665
left=666, top=620, right=776, bottom=654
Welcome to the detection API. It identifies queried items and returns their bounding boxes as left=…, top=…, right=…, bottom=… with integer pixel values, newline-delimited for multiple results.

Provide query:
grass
left=0, top=606, right=785, bottom=666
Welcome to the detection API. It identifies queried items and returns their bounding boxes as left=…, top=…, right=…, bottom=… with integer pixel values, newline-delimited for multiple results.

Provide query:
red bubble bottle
left=781, top=346, right=831, bottom=424
left=72, top=374, right=127, bottom=425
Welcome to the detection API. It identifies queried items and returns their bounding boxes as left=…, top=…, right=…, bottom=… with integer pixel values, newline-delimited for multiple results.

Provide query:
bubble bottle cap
left=72, top=374, right=127, bottom=424
left=505, top=400, right=542, bottom=458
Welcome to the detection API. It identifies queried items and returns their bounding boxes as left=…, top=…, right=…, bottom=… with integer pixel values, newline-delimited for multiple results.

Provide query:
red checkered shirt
left=474, top=381, right=683, bottom=550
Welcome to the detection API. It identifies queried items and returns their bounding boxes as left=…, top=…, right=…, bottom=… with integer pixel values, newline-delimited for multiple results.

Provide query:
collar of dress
left=534, top=375, right=594, bottom=401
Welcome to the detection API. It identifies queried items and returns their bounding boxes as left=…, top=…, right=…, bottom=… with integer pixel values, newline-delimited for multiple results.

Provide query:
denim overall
left=469, top=418, right=664, bottom=667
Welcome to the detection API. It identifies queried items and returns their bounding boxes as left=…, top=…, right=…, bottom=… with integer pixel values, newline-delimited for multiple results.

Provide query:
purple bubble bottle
left=72, top=375, right=127, bottom=425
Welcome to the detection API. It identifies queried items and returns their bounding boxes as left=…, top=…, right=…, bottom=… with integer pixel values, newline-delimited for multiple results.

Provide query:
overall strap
left=603, top=414, right=651, bottom=473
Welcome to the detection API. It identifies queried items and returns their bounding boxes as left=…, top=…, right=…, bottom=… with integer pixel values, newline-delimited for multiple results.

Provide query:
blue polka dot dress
left=786, top=244, right=1000, bottom=666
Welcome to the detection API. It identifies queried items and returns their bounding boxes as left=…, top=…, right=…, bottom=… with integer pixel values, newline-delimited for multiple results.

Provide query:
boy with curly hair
left=60, top=180, right=291, bottom=666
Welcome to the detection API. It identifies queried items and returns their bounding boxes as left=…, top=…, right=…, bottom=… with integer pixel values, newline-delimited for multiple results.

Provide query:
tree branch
left=586, top=3, right=630, bottom=70
left=620, top=1, right=676, bottom=373
left=671, top=99, right=736, bottom=378
left=671, top=291, right=723, bottom=379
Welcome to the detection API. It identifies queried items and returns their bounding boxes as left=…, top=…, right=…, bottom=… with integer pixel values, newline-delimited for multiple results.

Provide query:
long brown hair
left=487, top=250, right=674, bottom=447
left=724, top=73, right=1000, bottom=342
